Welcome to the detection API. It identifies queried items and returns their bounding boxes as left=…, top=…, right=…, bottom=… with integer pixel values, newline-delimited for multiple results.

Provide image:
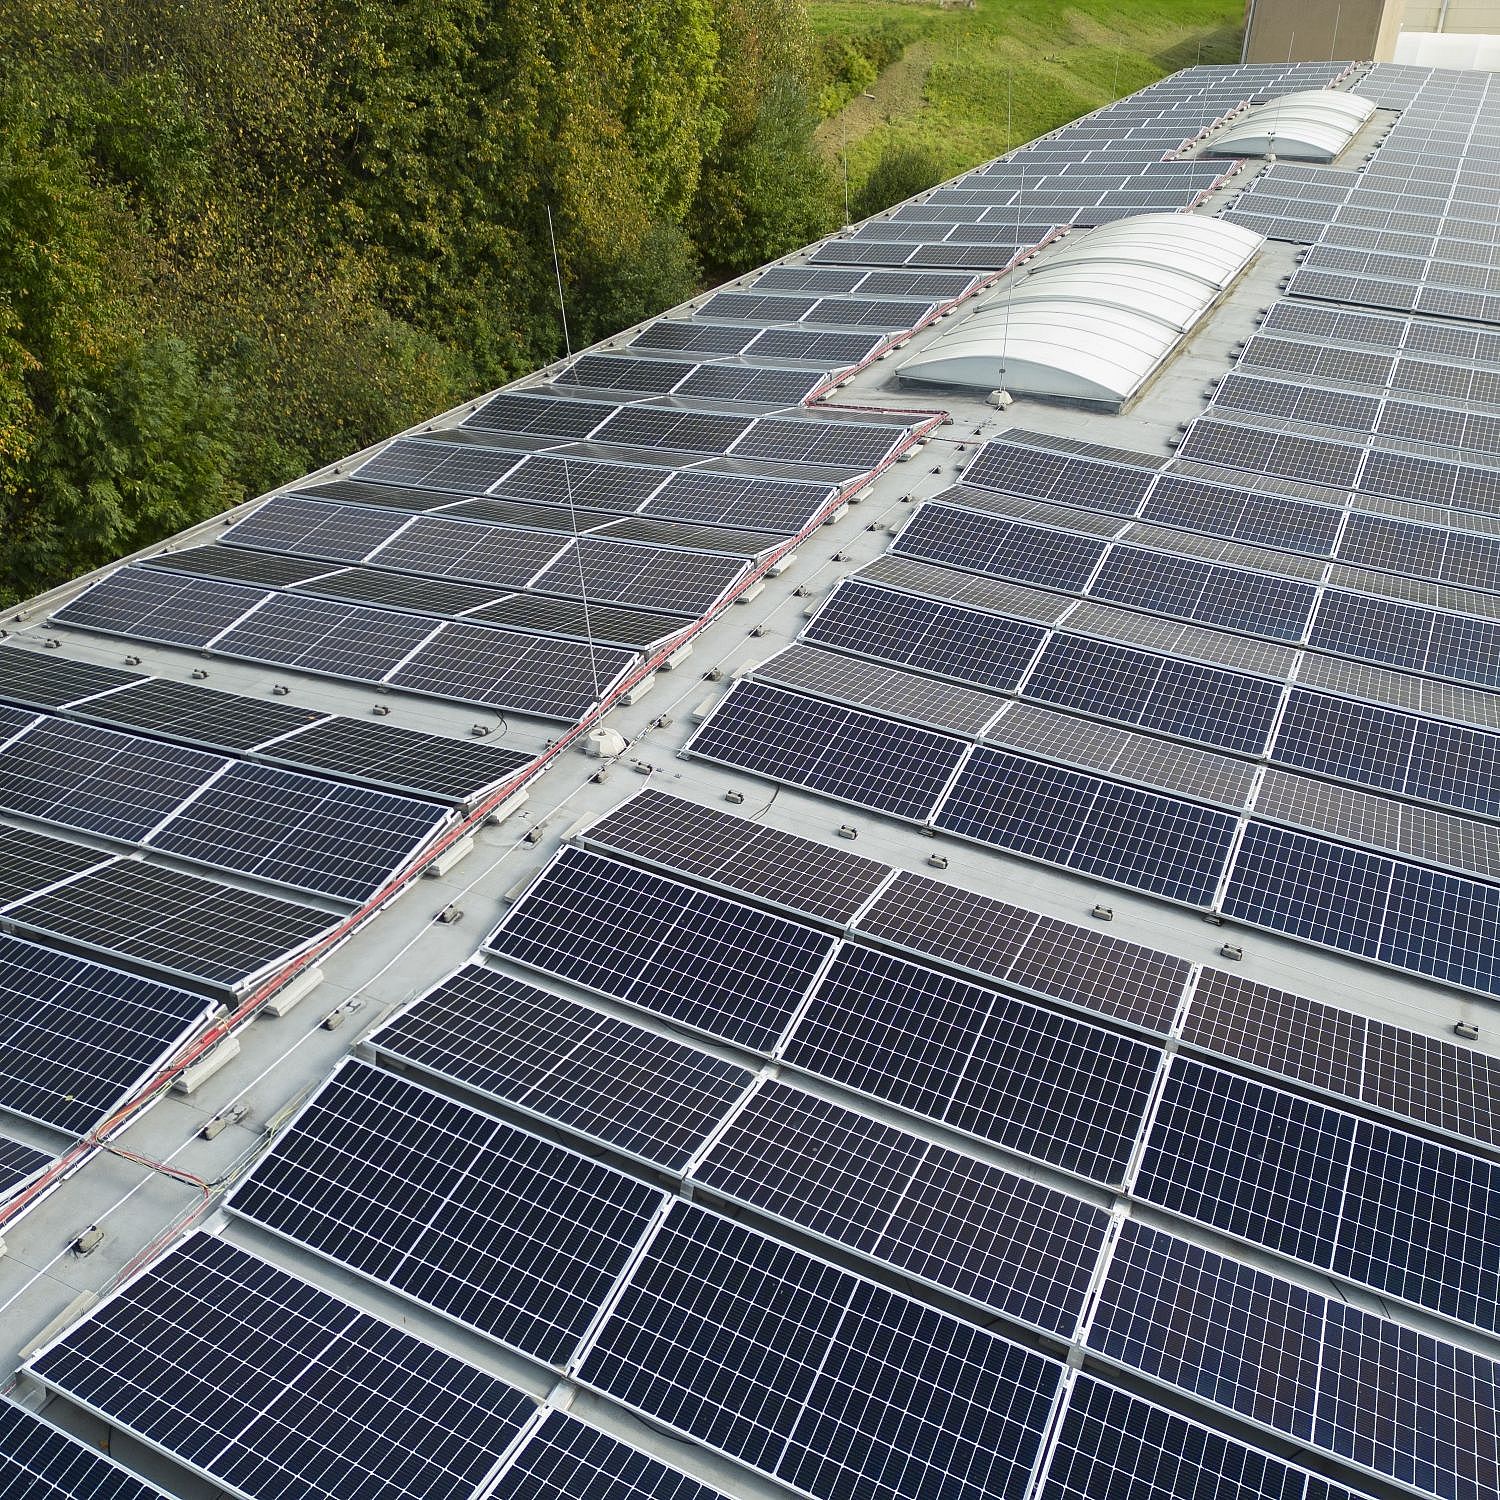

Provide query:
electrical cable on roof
left=548, top=204, right=604, bottom=709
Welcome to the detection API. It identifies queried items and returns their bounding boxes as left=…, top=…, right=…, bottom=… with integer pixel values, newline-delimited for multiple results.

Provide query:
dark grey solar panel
left=4, top=859, right=336, bottom=992
left=441, top=494, right=619, bottom=531
left=937, top=747, right=1238, bottom=907
left=643, top=470, right=835, bottom=531
left=465, top=390, right=615, bottom=437
left=0, top=826, right=113, bottom=911
left=1177, top=420, right=1365, bottom=489
left=0, top=1399, right=167, bottom=1500
left=673, top=364, right=822, bottom=405
left=484, top=453, right=665, bottom=508
left=0, top=1134, right=51, bottom=1201
left=732, top=417, right=902, bottom=469
left=0, top=934, right=211, bottom=1134
left=388, top=623, right=636, bottom=720
left=589, top=405, right=753, bottom=454
left=141, top=544, right=333, bottom=588
left=52, top=569, right=267, bottom=648
left=894, top=505, right=1107, bottom=590
left=28, top=1233, right=535, bottom=1500
left=369, top=963, right=752, bottom=1170
left=263, top=717, right=528, bottom=803
left=464, top=593, right=689, bottom=648
left=229, top=1060, right=664, bottom=1361
left=742, top=327, right=886, bottom=364
left=149, top=761, right=449, bottom=903
left=687, top=679, right=968, bottom=822
left=556, top=353, right=693, bottom=395
left=0, top=650, right=142, bottom=710
left=530, top=536, right=745, bottom=613
left=576, top=1202, right=1062, bottom=1500
left=223, top=495, right=410, bottom=563
left=592, top=515, right=782, bottom=556
left=783, top=941, right=1161, bottom=1182
left=212, top=592, right=438, bottom=682
left=289, top=478, right=459, bottom=512
left=581, top=788, right=888, bottom=924
left=631, top=320, right=757, bottom=355
left=487, top=845, right=834, bottom=1052
left=362, top=514, right=568, bottom=589
left=0, top=716, right=221, bottom=843
left=758, top=642, right=1003, bottom=736
left=76, top=677, right=323, bottom=752
left=693, top=1079, right=1108, bottom=1334
left=355, top=437, right=526, bottom=493
left=754, top=266, right=866, bottom=293
left=289, top=566, right=504, bottom=618
left=856, top=868, right=1190, bottom=1032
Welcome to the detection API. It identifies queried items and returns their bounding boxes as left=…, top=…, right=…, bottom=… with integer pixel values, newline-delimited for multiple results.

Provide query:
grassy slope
left=812, top=0, right=1245, bottom=188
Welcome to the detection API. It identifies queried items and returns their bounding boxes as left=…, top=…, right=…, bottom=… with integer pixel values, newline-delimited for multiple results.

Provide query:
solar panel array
left=14, top=57, right=1500, bottom=1500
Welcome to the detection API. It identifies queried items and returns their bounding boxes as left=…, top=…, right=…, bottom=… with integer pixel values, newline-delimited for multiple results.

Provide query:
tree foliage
left=0, top=0, right=832, bottom=603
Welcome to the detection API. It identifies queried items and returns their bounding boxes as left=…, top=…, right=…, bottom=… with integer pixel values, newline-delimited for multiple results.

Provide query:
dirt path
left=813, top=39, right=937, bottom=158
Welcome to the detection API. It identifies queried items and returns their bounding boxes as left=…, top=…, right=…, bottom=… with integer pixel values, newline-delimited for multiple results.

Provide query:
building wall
left=1243, top=0, right=1390, bottom=63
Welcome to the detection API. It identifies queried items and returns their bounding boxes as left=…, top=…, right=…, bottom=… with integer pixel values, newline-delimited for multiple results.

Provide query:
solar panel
left=229, top=1060, right=665, bottom=1362
left=589, top=405, right=752, bottom=454
left=757, top=642, right=1004, bottom=737
left=731, top=416, right=902, bottom=469
left=0, top=1399, right=167, bottom=1500
left=0, top=716, right=222, bottom=843
left=0, top=650, right=141, bottom=710
left=465, top=390, right=615, bottom=437
left=1177, top=420, right=1365, bottom=489
left=1038, top=1377, right=1311, bottom=1500
left=211, top=592, right=439, bottom=682
left=692, top=1080, right=1109, bottom=1333
left=0, top=931, right=213, bottom=1136
left=487, top=845, right=835, bottom=1052
left=387, top=623, right=636, bottom=720
left=575, top=1201, right=1063, bottom=1500
left=642, top=469, right=836, bottom=531
left=1310, top=589, right=1500, bottom=690
left=357, top=437, right=528, bottom=493
left=3, top=859, right=337, bottom=993
left=862, top=554, right=1074, bottom=624
left=1143, top=475, right=1343, bottom=556
left=529, top=536, right=745, bottom=614
left=0, top=1134, right=51, bottom=1200
left=261, top=716, right=527, bottom=803
left=555, top=352, right=694, bottom=394
left=290, top=565, right=505, bottom=617
left=0, top=826, right=113, bottom=911
left=76, top=676, right=324, bottom=752
left=630, top=320, right=757, bottom=355
left=141, top=543, right=332, bottom=588
left=938, top=747, right=1238, bottom=906
left=365, top=516, right=568, bottom=588
left=148, top=761, right=449, bottom=903
left=223, top=495, right=411, bottom=562
left=52, top=569, right=266, bottom=648
left=803, top=579, right=1047, bottom=691
left=894, top=505, right=1107, bottom=590
left=686, top=679, right=969, bottom=822
left=783, top=942, right=1161, bottom=1182
left=590, top=515, right=781, bottom=556
left=742, top=326, right=886, bottom=364
left=580, top=788, right=888, bottom=924
left=368, top=963, right=753, bottom=1169
left=674, top=364, right=822, bottom=405
left=27, top=1233, right=536, bottom=1500
left=1222, top=822, right=1500, bottom=999
left=464, top=593, right=690, bottom=649
left=291, top=477, right=459, bottom=512
left=1025, top=634, right=1282, bottom=754
left=487, top=1413, right=732, bottom=1500
left=483, top=453, right=664, bottom=509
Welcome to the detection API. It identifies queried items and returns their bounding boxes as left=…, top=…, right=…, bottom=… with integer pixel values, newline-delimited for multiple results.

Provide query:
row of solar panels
left=20, top=796, right=1481, bottom=1500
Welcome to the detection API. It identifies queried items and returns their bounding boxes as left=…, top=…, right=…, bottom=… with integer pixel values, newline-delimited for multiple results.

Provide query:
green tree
left=854, top=143, right=944, bottom=219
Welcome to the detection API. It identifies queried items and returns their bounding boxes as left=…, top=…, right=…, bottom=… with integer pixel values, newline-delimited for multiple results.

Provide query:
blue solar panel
left=1025, top=634, right=1282, bottom=753
left=1090, top=548, right=1317, bottom=641
left=692, top=1079, right=1110, bottom=1334
left=687, top=680, right=968, bottom=822
left=228, top=1060, right=664, bottom=1363
left=1038, top=1377, right=1310, bottom=1500
left=1310, top=591, right=1500, bottom=688
left=0, top=1400, right=166, bottom=1500
left=1271, top=690, right=1500, bottom=818
left=1223, top=822, right=1500, bottom=998
left=804, top=580, right=1047, bottom=691
left=781, top=942, right=1162, bottom=1183
left=938, top=748, right=1238, bottom=906
left=486, top=845, right=835, bottom=1052
left=576, top=1202, right=1063, bottom=1500
left=893, top=505, right=1107, bottom=590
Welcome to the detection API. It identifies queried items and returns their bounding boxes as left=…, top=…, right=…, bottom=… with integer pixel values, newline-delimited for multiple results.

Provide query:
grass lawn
left=811, top=0, right=1246, bottom=189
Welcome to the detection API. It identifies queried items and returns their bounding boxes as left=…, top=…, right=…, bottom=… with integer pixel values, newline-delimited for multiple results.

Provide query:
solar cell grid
left=28, top=1232, right=536, bottom=1500
left=76, top=676, right=323, bottom=752
left=484, top=453, right=664, bottom=509
left=555, top=353, right=693, bottom=394
left=52, top=569, right=267, bottom=649
left=731, top=416, right=903, bottom=469
left=0, top=1399, right=168, bottom=1500
left=466, top=391, right=615, bottom=438
left=223, top=495, right=411, bottom=563
left=590, top=405, right=753, bottom=455
left=938, top=746, right=1239, bottom=907
left=142, top=543, right=332, bottom=589
left=365, top=515, right=568, bottom=588
left=693, top=1080, right=1108, bottom=1334
left=466, top=593, right=689, bottom=648
left=576, top=1202, right=1062, bottom=1500
left=673, top=363, right=822, bottom=405
left=530, top=535, right=745, bottom=613
left=687, top=679, right=969, bottom=822
left=0, top=650, right=141, bottom=710
left=229, top=1060, right=665, bottom=1362
left=631, top=321, right=756, bottom=355
left=782, top=941, right=1161, bottom=1183
left=487, top=844, right=835, bottom=1052
left=742, top=326, right=886, bottom=364
left=369, top=963, right=753, bottom=1169
left=803, top=579, right=1047, bottom=692
left=289, top=564, right=506, bottom=618
left=581, top=788, right=889, bottom=924
left=894, top=504, right=1107, bottom=591
left=0, top=934, right=212, bottom=1134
